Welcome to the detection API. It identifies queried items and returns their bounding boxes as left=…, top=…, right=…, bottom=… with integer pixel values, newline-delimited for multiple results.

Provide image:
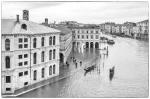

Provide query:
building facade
left=71, top=27, right=102, bottom=49
left=114, top=24, right=122, bottom=34
left=103, top=22, right=115, bottom=34
left=1, top=11, right=60, bottom=94
left=53, top=26, right=73, bottom=64
left=136, top=20, right=149, bottom=39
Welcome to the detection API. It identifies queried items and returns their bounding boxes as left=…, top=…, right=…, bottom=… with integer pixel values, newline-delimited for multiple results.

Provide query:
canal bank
left=2, top=48, right=89, bottom=98
left=17, top=37, right=148, bottom=98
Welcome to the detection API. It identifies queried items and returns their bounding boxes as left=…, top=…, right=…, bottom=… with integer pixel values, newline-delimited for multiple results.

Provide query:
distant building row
left=100, top=20, right=149, bottom=40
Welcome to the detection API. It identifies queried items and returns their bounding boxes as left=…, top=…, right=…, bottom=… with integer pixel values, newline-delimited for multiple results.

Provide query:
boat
left=107, top=40, right=115, bottom=45
left=84, top=65, right=96, bottom=72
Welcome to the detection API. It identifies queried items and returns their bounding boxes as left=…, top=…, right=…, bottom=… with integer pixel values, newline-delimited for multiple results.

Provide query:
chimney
left=23, top=10, right=29, bottom=21
left=45, top=18, right=48, bottom=25
left=16, top=15, right=19, bottom=22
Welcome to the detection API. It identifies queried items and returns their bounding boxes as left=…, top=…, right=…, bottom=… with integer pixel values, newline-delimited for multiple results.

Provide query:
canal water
left=18, top=37, right=149, bottom=98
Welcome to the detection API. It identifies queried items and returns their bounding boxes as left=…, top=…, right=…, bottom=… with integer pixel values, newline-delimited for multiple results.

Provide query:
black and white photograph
left=1, top=1, right=149, bottom=98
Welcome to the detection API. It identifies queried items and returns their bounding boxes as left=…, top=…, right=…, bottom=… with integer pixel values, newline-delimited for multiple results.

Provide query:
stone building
left=71, top=26, right=102, bottom=49
left=41, top=19, right=73, bottom=64
left=52, top=25, right=73, bottom=64
left=114, top=24, right=122, bottom=34
left=104, top=22, right=115, bottom=34
left=1, top=10, right=60, bottom=94
left=136, top=20, right=149, bottom=39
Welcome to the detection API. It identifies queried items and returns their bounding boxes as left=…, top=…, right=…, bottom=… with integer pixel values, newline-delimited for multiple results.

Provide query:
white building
left=114, top=24, right=122, bottom=34
left=72, top=27, right=102, bottom=49
left=53, top=26, right=73, bottom=64
left=1, top=11, right=60, bottom=94
left=136, top=20, right=149, bottom=39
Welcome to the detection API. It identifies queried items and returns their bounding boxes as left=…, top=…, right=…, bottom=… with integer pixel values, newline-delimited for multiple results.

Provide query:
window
left=53, top=49, right=56, bottom=59
left=41, top=51, right=45, bottom=62
left=82, top=35, right=84, bottom=39
left=21, top=24, right=27, bottom=30
left=91, top=30, right=93, bottom=33
left=24, top=54, right=28, bottom=58
left=5, top=39, right=10, bottom=51
left=78, top=30, right=80, bottom=33
left=53, top=36, right=55, bottom=45
left=87, top=35, right=88, bottom=39
left=49, top=50, right=52, bottom=60
left=24, top=44, right=28, bottom=48
left=78, top=35, right=80, bottom=39
left=24, top=82, right=28, bottom=86
left=24, top=71, right=28, bottom=75
left=33, top=70, right=37, bottom=80
left=24, top=61, right=28, bottom=65
left=96, top=35, right=99, bottom=39
left=49, top=36, right=52, bottom=45
left=87, top=30, right=88, bottom=33
left=96, top=31, right=98, bottom=33
left=5, top=56, right=10, bottom=68
left=19, top=44, right=23, bottom=48
left=91, top=35, right=93, bottom=39
left=19, top=62, right=23, bottom=66
left=49, top=66, right=52, bottom=75
left=6, top=88, right=11, bottom=91
left=6, top=76, right=11, bottom=83
left=41, top=37, right=44, bottom=47
left=53, top=65, right=55, bottom=74
left=42, top=68, right=45, bottom=78
left=33, top=53, right=37, bottom=64
left=19, top=72, right=23, bottom=77
left=33, top=38, right=37, bottom=48
left=18, top=55, right=22, bottom=59
left=19, top=38, right=23, bottom=43
left=72, top=30, right=75, bottom=33
left=82, top=30, right=84, bottom=33
left=24, top=38, right=28, bottom=42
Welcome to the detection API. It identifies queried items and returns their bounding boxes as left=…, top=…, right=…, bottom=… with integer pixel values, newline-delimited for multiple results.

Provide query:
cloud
left=2, top=1, right=149, bottom=24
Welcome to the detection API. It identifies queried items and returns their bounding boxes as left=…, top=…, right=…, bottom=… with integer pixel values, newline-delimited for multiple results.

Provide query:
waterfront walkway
left=2, top=51, right=87, bottom=98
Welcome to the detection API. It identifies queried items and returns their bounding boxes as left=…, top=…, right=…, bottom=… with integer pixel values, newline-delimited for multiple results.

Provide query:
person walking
left=80, top=61, right=82, bottom=66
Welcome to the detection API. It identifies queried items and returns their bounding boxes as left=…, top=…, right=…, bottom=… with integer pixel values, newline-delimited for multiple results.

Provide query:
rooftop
left=52, top=25, right=72, bottom=35
left=2, top=19, right=60, bottom=35
left=70, top=26, right=100, bottom=29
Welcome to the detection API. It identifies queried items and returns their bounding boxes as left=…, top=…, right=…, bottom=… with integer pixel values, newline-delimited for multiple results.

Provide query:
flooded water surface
left=18, top=37, right=149, bottom=98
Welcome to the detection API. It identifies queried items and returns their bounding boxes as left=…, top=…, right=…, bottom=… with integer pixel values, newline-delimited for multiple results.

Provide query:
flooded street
left=18, top=37, right=149, bottom=98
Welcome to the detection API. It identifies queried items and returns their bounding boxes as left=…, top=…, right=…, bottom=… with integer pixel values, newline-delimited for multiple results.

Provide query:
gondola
left=107, top=40, right=115, bottom=45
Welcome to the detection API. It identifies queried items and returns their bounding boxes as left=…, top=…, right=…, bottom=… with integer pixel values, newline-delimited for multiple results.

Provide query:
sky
left=2, top=1, right=149, bottom=24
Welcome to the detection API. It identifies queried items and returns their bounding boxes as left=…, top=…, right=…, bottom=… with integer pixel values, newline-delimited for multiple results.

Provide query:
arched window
left=49, top=50, right=52, bottom=60
left=33, top=53, right=37, bottom=64
left=5, top=39, right=10, bottom=51
left=33, top=70, right=37, bottom=80
left=41, top=37, right=44, bottom=47
left=53, top=65, right=55, bottom=74
left=49, top=36, right=52, bottom=45
left=21, top=24, right=27, bottom=30
left=53, top=36, right=55, bottom=45
left=53, top=49, right=55, bottom=59
left=5, top=56, right=10, bottom=68
left=33, top=38, right=37, bottom=48
left=49, top=66, right=52, bottom=75
left=42, top=68, right=45, bottom=78
left=41, top=51, right=45, bottom=62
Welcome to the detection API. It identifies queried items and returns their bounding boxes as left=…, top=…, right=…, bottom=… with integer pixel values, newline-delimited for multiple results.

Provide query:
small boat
left=84, top=65, right=96, bottom=72
left=109, top=66, right=115, bottom=81
left=107, top=40, right=115, bottom=45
